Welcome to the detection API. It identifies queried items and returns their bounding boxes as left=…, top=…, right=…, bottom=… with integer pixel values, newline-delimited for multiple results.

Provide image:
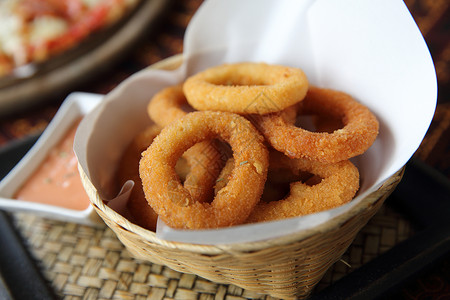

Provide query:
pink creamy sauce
left=15, top=120, right=90, bottom=211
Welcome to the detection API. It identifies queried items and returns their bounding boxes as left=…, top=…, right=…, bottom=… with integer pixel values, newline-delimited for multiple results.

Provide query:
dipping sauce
left=15, top=120, right=90, bottom=211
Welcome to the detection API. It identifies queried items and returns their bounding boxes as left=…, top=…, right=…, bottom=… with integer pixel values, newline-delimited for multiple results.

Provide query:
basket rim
left=79, top=54, right=405, bottom=254
left=80, top=165, right=403, bottom=254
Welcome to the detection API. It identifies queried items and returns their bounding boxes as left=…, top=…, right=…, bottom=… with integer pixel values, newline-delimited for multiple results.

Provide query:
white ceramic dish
left=0, top=92, right=104, bottom=226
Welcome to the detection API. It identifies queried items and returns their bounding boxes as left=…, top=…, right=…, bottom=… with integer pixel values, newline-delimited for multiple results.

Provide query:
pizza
left=0, top=0, right=139, bottom=77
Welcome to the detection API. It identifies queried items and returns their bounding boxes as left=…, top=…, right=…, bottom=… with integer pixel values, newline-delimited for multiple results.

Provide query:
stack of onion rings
left=114, top=62, right=380, bottom=230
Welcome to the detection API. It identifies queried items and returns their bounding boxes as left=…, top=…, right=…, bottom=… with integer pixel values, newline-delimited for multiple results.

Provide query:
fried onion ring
left=116, top=124, right=225, bottom=230
left=117, top=125, right=162, bottom=231
left=147, top=84, right=229, bottom=203
left=147, top=85, right=193, bottom=127
left=139, top=111, right=269, bottom=229
left=254, top=86, right=379, bottom=163
left=183, top=62, right=309, bottom=114
left=245, top=150, right=360, bottom=223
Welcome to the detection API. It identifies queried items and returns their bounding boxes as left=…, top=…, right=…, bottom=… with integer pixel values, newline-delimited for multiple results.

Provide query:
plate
left=0, top=0, right=170, bottom=116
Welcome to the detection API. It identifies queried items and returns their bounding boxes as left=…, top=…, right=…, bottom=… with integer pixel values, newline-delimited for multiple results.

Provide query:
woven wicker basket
left=79, top=55, right=404, bottom=299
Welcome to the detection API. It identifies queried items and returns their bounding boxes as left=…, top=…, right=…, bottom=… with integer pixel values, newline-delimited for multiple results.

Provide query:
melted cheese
left=0, top=0, right=27, bottom=65
left=29, top=16, right=68, bottom=44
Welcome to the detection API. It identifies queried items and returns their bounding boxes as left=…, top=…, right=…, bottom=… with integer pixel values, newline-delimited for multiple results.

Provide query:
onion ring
left=183, top=62, right=309, bottom=114
left=245, top=150, right=360, bottom=223
left=116, top=124, right=225, bottom=230
left=116, top=125, right=161, bottom=231
left=147, top=85, right=193, bottom=127
left=139, top=111, right=269, bottom=229
left=253, top=86, right=379, bottom=163
left=147, top=84, right=229, bottom=203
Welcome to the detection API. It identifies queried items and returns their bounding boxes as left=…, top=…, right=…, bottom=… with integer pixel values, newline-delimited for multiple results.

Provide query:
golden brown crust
left=245, top=150, right=360, bottom=223
left=183, top=62, right=309, bottom=114
left=254, top=86, right=379, bottom=163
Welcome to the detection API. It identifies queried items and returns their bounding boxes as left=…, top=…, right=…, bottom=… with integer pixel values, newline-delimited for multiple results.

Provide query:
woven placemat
left=10, top=202, right=413, bottom=300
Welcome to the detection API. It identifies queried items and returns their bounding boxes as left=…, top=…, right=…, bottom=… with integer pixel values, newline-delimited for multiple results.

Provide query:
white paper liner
left=74, top=0, right=437, bottom=244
